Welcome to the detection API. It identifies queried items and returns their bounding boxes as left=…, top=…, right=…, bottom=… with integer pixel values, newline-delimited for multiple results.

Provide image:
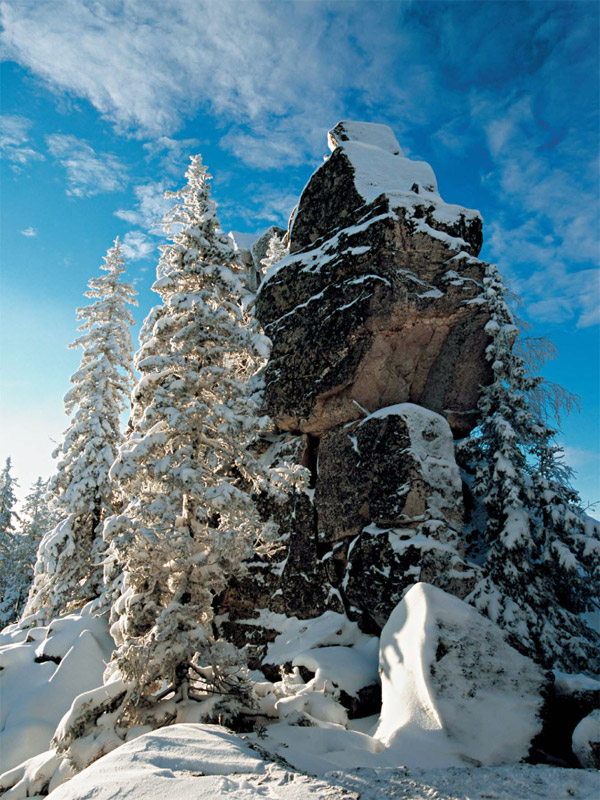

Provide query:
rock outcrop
left=221, top=121, right=491, bottom=666
left=257, top=121, right=490, bottom=439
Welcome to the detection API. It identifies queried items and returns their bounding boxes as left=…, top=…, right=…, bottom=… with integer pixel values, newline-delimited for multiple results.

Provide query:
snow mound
left=327, top=120, right=481, bottom=228
left=292, top=638, right=379, bottom=698
left=262, top=609, right=374, bottom=666
left=572, top=709, right=600, bottom=769
left=0, top=603, right=114, bottom=774
left=328, top=120, right=404, bottom=156
left=376, top=583, right=546, bottom=767
left=43, top=724, right=352, bottom=800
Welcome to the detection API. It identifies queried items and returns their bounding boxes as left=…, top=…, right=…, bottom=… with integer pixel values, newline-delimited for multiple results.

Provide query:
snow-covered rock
left=533, top=670, right=600, bottom=766
left=572, top=709, right=600, bottom=769
left=0, top=603, right=114, bottom=774
left=257, top=119, right=491, bottom=438
left=376, top=583, right=547, bottom=767
left=317, top=404, right=476, bottom=628
left=229, top=226, right=286, bottom=290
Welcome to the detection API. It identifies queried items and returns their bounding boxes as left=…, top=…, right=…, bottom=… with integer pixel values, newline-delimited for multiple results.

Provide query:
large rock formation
left=256, top=120, right=491, bottom=439
left=221, top=121, right=491, bottom=667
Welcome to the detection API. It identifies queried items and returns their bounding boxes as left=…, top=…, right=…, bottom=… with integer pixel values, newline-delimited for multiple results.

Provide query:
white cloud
left=46, top=133, right=128, bottom=197
left=20, top=226, right=37, bottom=237
left=561, top=446, right=599, bottom=470
left=120, top=230, right=156, bottom=261
left=0, top=114, right=44, bottom=168
left=477, top=91, right=600, bottom=328
left=0, top=1, right=355, bottom=163
left=115, top=181, right=171, bottom=234
left=1, top=0, right=598, bottom=328
left=143, top=136, right=200, bottom=175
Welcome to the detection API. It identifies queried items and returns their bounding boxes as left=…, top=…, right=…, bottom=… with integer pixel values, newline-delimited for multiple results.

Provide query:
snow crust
left=553, top=670, right=600, bottom=696
left=43, top=724, right=350, bottom=800
left=292, top=638, right=379, bottom=698
left=261, top=609, right=374, bottom=666
left=228, top=231, right=259, bottom=253
left=0, top=603, right=114, bottom=774
left=328, top=121, right=405, bottom=156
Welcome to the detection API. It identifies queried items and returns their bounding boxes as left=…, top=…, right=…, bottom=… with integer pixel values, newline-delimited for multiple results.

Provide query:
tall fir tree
left=97, top=155, right=301, bottom=732
left=0, top=477, right=60, bottom=626
left=24, top=239, right=137, bottom=621
left=0, top=457, right=22, bottom=626
left=458, top=261, right=599, bottom=673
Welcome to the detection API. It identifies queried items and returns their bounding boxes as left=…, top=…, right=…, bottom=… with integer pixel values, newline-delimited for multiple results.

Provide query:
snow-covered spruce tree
left=0, top=477, right=60, bottom=626
left=91, top=156, right=301, bottom=735
left=458, top=261, right=599, bottom=673
left=0, top=457, right=22, bottom=625
left=260, top=231, right=287, bottom=278
left=24, top=239, right=137, bottom=621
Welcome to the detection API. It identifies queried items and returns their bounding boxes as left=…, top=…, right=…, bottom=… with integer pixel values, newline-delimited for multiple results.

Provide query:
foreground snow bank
left=376, top=583, right=546, bottom=767
left=43, top=725, right=600, bottom=800
left=0, top=602, right=114, bottom=773
left=44, top=724, right=351, bottom=800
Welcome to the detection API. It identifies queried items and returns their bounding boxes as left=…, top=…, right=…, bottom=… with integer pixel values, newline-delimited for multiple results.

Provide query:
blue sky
left=0, top=0, right=598, bottom=508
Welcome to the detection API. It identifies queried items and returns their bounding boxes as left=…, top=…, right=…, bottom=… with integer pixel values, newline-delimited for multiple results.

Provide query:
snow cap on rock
left=326, top=120, right=480, bottom=230
left=376, top=582, right=547, bottom=767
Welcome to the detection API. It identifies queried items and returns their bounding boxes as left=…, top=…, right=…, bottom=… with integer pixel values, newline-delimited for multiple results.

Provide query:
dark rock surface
left=317, top=404, right=477, bottom=630
left=256, top=121, right=491, bottom=438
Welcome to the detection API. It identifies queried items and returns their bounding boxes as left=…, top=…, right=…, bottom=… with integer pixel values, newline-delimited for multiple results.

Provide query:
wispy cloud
left=120, top=230, right=156, bottom=261
left=0, top=114, right=44, bottom=169
left=46, top=134, right=128, bottom=197
left=1, top=1, right=598, bottom=326
left=143, top=136, right=200, bottom=175
left=20, top=226, right=37, bottom=237
left=115, top=181, right=171, bottom=234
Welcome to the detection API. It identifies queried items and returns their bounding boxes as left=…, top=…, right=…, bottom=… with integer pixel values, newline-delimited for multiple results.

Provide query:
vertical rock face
left=222, top=121, right=491, bottom=659
left=256, top=120, right=491, bottom=439
left=316, top=404, right=476, bottom=630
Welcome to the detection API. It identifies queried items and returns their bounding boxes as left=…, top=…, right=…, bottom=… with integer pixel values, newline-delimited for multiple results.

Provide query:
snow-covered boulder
left=376, top=583, right=547, bottom=767
left=572, top=709, right=600, bottom=769
left=0, top=603, right=114, bottom=774
left=532, top=670, right=600, bottom=766
left=229, top=226, right=286, bottom=290
left=317, top=405, right=476, bottom=628
left=256, top=120, right=491, bottom=438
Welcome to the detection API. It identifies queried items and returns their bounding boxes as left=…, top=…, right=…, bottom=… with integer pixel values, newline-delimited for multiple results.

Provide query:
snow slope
left=40, top=725, right=600, bottom=800
left=0, top=602, right=114, bottom=773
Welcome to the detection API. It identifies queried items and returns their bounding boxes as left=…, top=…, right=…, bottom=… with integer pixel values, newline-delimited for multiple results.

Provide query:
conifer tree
left=260, top=231, right=287, bottom=278
left=0, top=477, right=59, bottom=626
left=459, top=261, right=599, bottom=673
left=100, top=155, right=301, bottom=729
left=0, top=457, right=22, bottom=625
left=24, top=239, right=137, bottom=621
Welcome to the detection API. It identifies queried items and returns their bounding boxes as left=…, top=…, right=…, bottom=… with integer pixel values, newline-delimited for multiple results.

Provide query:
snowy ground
left=26, top=724, right=599, bottom=800
left=1, top=590, right=598, bottom=799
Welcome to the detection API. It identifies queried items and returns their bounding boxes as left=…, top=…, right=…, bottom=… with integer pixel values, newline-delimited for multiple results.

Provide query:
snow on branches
left=100, top=155, right=304, bottom=729
left=458, top=262, right=599, bottom=673
left=24, top=239, right=137, bottom=622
